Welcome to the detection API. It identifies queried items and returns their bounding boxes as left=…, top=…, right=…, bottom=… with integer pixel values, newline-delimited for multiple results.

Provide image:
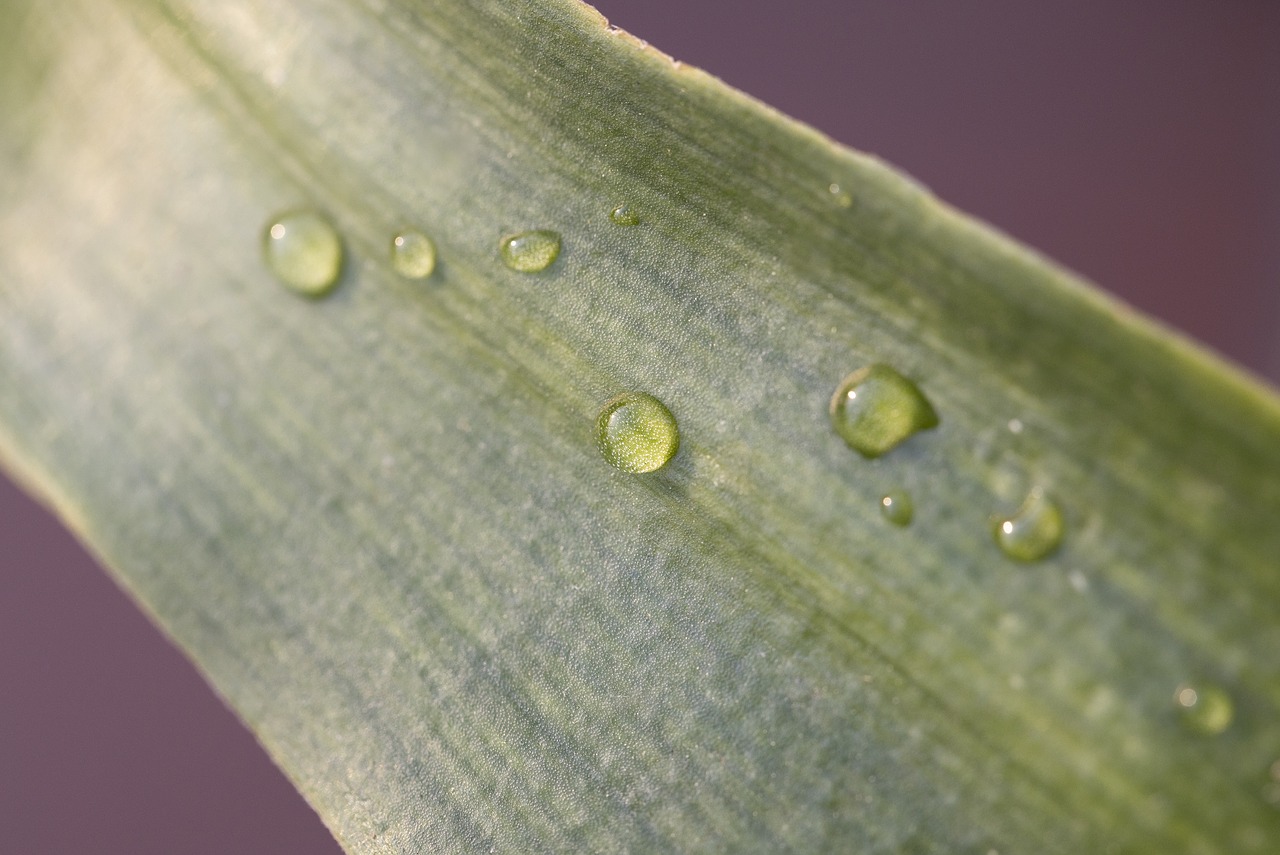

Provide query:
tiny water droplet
left=880, top=491, right=914, bottom=526
left=1007, top=418, right=1024, bottom=434
left=1270, top=758, right=1280, bottom=781
left=390, top=229, right=436, bottom=279
left=828, top=182, right=853, bottom=208
left=262, top=210, right=343, bottom=296
left=993, top=488, right=1063, bottom=562
left=609, top=204, right=641, bottom=226
left=595, top=392, right=679, bottom=474
left=1174, top=682, right=1234, bottom=735
left=500, top=229, right=561, bottom=272
left=829, top=364, right=939, bottom=458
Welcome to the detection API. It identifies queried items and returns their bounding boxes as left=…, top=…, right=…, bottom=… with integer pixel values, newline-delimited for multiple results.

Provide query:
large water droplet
left=596, top=392, right=679, bottom=474
left=1174, top=682, right=1234, bottom=735
left=829, top=364, right=939, bottom=458
left=880, top=491, right=914, bottom=526
left=263, top=210, right=343, bottom=296
left=390, top=229, right=436, bottom=279
left=610, top=204, right=641, bottom=226
left=993, top=488, right=1063, bottom=562
left=500, top=229, right=561, bottom=272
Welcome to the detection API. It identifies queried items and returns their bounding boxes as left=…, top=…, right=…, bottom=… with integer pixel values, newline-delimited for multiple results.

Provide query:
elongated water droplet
left=263, top=210, right=343, bottom=296
left=1174, top=682, right=1234, bottom=735
left=596, top=392, right=679, bottom=474
left=390, top=229, right=436, bottom=279
left=829, top=364, right=939, bottom=458
left=610, top=203, right=641, bottom=226
left=880, top=491, right=914, bottom=526
left=500, top=229, right=561, bottom=272
left=993, top=488, right=1063, bottom=562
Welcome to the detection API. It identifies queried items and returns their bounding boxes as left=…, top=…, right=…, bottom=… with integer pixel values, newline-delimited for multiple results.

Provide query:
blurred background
left=2, top=1, right=1277, bottom=852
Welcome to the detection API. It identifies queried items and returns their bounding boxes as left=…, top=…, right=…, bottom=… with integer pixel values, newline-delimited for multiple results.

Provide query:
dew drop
left=1174, top=682, right=1234, bottom=735
left=993, top=488, right=1063, bottom=562
left=829, top=364, right=939, bottom=458
left=828, top=182, right=853, bottom=208
left=262, top=210, right=343, bottom=296
left=500, top=229, right=561, bottom=272
left=880, top=491, right=914, bottom=526
left=390, top=229, right=437, bottom=279
left=596, top=392, right=679, bottom=474
left=609, top=204, right=641, bottom=226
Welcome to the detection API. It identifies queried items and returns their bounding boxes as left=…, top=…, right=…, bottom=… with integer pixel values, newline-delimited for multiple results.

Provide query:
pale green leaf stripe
left=1, top=0, right=1278, bottom=852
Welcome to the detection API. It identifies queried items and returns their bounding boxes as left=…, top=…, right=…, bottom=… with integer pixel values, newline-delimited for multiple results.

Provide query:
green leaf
left=3, top=0, right=1279, bottom=852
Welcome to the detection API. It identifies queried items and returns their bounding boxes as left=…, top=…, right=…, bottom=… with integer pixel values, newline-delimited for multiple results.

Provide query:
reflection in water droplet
left=829, top=364, right=939, bottom=458
left=610, top=204, right=641, bottom=226
left=993, top=488, right=1063, bottom=562
left=500, top=229, right=561, bottom=272
left=1174, top=682, right=1234, bottom=735
left=880, top=491, right=914, bottom=526
left=262, top=210, right=343, bottom=295
left=596, top=392, right=679, bottom=474
left=390, top=229, right=436, bottom=279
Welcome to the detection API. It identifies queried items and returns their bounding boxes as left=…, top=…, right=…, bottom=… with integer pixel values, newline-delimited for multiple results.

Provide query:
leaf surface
left=2, top=0, right=1279, bottom=851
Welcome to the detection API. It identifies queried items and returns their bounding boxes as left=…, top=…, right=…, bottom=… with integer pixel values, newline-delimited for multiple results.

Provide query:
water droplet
left=609, top=204, right=641, bottom=226
left=595, top=392, right=679, bottom=474
left=828, top=182, right=853, bottom=208
left=993, top=488, right=1063, bottom=562
left=880, top=491, right=914, bottom=526
left=1174, top=683, right=1234, bottom=735
left=500, top=229, right=561, bottom=272
left=1271, top=758, right=1280, bottom=781
left=262, top=210, right=343, bottom=295
left=829, top=364, right=939, bottom=458
left=390, top=229, right=436, bottom=279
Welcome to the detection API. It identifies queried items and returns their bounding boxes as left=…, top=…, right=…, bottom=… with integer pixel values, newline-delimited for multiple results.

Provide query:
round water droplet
left=880, top=491, right=914, bottom=526
left=595, top=392, right=679, bottom=474
left=1174, top=682, right=1234, bottom=735
left=828, top=182, right=853, bottom=208
left=829, top=364, right=939, bottom=458
left=390, top=229, right=436, bottom=279
left=609, top=204, right=641, bottom=226
left=500, top=229, right=561, bottom=272
left=263, top=210, right=343, bottom=296
left=993, top=488, right=1063, bottom=562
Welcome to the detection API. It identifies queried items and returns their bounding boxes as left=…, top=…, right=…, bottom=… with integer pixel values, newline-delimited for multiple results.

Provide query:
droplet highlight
left=829, top=364, right=939, bottom=458
left=993, top=488, right=1063, bottom=562
left=609, top=204, right=641, bottom=226
left=595, top=392, right=679, bottom=474
left=500, top=229, right=561, bottom=272
left=263, top=210, right=343, bottom=296
left=390, top=229, right=437, bottom=279
left=880, top=491, right=914, bottom=526
left=1174, top=682, right=1234, bottom=735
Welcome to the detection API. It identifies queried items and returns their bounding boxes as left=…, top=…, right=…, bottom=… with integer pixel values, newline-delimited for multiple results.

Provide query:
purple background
left=3, top=2, right=1277, bottom=852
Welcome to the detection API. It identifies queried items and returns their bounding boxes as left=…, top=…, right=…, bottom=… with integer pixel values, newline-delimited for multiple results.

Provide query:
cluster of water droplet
left=260, top=190, right=1258, bottom=787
